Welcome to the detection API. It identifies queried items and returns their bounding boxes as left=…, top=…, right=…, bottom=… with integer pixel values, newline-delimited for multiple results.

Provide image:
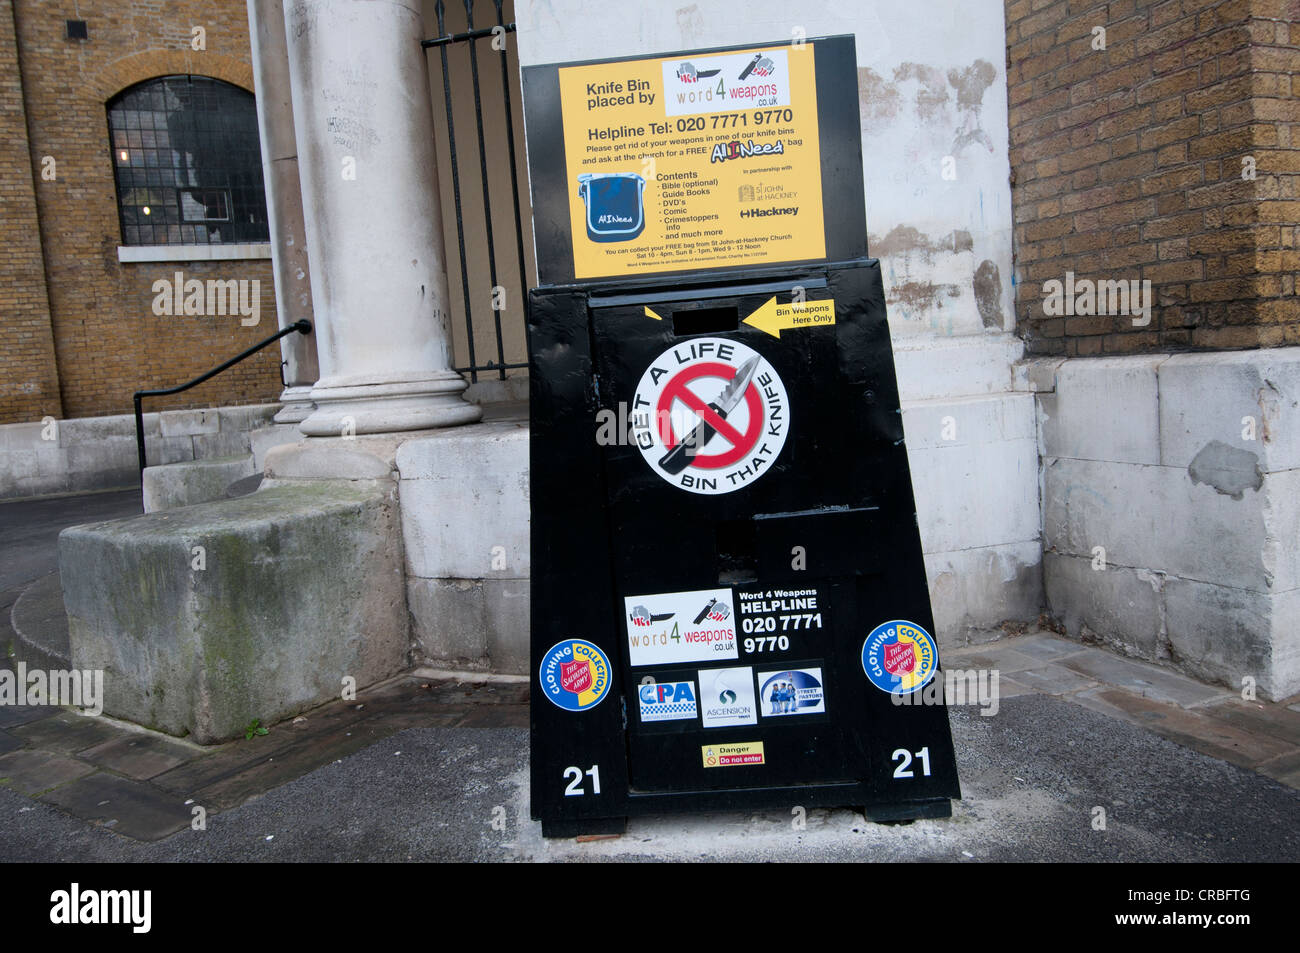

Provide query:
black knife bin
left=528, top=257, right=962, bottom=837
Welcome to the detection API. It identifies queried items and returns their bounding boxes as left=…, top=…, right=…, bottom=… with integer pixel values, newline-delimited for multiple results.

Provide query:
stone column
left=283, top=0, right=480, bottom=436
left=248, top=0, right=320, bottom=424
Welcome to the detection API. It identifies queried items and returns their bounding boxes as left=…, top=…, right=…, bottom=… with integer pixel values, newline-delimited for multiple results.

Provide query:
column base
left=299, top=372, right=482, bottom=437
left=273, top=385, right=316, bottom=424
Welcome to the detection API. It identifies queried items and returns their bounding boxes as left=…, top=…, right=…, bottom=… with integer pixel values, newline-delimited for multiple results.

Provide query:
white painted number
left=742, top=635, right=790, bottom=653
left=891, top=746, right=932, bottom=779
left=562, top=764, right=602, bottom=796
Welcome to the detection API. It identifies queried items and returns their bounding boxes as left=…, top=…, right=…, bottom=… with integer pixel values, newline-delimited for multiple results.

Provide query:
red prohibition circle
left=654, top=361, right=764, bottom=469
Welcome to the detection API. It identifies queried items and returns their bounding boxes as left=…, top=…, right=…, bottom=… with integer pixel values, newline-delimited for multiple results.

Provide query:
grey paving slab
left=78, top=732, right=200, bottom=780
left=0, top=749, right=95, bottom=795
left=1256, top=750, right=1300, bottom=790
left=1006, top=634, right=1089, bottom=662
left=1200, top=698, right=1300, bottom=747
left=1056, top=650, right=1231, bottom=708
left=992, top=676, right=1036, bottom=699
left=1005, top=663, right=1098, bottom=696
left=10, top=712, right=133, bottom=754
left=940, top=644, right=1043, bottom=676
left=0, top=703, right=59, bottom=730
left=39, top=772, right=192, bottom=841
left=1069, top=688, right=1296, bottom=769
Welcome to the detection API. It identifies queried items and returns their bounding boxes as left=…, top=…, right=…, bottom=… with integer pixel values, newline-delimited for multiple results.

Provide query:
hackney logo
left=630, top=337, right=789, bottom=495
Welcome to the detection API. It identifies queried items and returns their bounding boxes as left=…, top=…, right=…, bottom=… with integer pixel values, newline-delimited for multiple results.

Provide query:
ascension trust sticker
left=630, top=337, right=788, bottom=495
left=539, top=639, right=611, bottom=711
left=861, top=620, right=937, bottom=696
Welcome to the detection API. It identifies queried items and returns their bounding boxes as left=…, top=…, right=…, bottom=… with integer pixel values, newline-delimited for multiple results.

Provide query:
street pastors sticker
left=631, top=337, right=789, bottom=495
left=638, top=680, right=698, bottom=723
left=861, top=621, right=937, bottom=695
left=539, top=639, right=611, bottom=711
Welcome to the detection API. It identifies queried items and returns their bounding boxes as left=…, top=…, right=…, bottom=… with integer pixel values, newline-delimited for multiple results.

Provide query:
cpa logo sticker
left=861, top=620, right=937, bottom=695
left=539, top=639, right=611, bottom=711
left=630, top=337, right=789, bottom=495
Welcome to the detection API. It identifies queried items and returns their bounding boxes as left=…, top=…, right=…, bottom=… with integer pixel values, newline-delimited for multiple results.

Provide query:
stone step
left=10, top=571, right=70, bottom=671
left=141, top=454, right=257, bottom=513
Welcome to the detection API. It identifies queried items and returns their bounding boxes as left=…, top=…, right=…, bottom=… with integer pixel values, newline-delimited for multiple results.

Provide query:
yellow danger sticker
left=701, top=741, right=766, bottom=768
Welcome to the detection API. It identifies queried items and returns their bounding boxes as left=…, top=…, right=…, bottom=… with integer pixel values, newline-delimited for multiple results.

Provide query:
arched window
left=108, top=75, right=269, bottom=246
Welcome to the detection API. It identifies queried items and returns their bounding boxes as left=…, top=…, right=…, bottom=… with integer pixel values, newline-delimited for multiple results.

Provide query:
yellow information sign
left=743, top=297, right=836, bottom=338
left=558, top=45, right=824, bottom=280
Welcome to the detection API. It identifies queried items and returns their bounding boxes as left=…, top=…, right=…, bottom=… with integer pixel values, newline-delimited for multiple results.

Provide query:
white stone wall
left=1035, top=348, right=1300, bottom=700
left=0, top=405, right=283, bottom=500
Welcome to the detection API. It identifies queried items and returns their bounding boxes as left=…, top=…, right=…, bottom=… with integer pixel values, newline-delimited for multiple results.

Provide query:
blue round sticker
left=861, top=620, right=937, bottom=696
left=539, top=639, right=612, bottom=711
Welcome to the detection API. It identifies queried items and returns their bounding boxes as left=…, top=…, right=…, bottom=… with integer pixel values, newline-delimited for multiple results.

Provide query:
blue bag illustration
left=576, top=173, right=646, bottom=243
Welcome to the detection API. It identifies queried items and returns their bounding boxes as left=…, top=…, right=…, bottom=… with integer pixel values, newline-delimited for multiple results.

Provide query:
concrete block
left=248, top=425, right=303, bottom=471
left=214, top=404, right=280, bottom=432
left=901, top=393, right=1035, bottom=451
left=892, top=335, right=1023, bottom=402
left=192, top=430, right=253, bottom=459
left=1042, top=457, right=1293, bottom=592
left=59, top=414, right=141, bottom=445
left=924, top=540, right=1043, bottom=643
left=2, top=450, right=41, bottom=482
left=1012, top=357, right=1065, bottom=394
left=142, top=455, right=257, bottom=513
left=263, top=436, right=403, bottom=482
left=0, top=422, right=51, bottom=450
left=1040, top=356, right=1163, bottom=465
left=146, top=436, right=197, bottom=467
left=484, top=577, right=530, bottom=675
left=1163, top=579, right=1298, bottom=701
left=407, top=577, right=488, bottom=664
left=397, top=420, right=530, bottom=579
left=158, top=409, right=220, bottom=438
left=908, top=437, right=1040, bottom=553
left=60, top=481, right=409, bottom=744
left=1043, top=551, right=1164, bottom=659
left=1159, top=347, right=1300, bottom=473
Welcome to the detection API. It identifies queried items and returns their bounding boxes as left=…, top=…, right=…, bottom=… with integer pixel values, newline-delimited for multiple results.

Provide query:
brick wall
left=1006, top=0, right=1300, bottom=356
left=5, top=0, right=283, bottom=425
left=0, top=0, right=62, bottom=423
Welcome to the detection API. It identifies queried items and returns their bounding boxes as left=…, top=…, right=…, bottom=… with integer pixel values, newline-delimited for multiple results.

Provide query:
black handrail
left=133, top=319, right=313, bottom=478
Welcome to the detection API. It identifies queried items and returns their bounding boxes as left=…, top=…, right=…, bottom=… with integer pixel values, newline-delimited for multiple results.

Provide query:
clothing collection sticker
left=861, top=620, right=937, bottom=696
left=631, top=337, right=788, bottom=495
left=539, top=639, right=612, bottom=711
left=625, top=587, right=737, bottom=665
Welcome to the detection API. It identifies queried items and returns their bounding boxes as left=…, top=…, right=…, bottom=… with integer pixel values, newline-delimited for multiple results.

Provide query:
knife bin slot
left=673, top=305, right=738, bottom=336
left=715, top=517, right=757, bottom=585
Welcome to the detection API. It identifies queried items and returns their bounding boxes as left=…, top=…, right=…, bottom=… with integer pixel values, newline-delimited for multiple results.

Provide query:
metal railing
left=132, top=320, right=312, bottom=478
left=423, top=0, right=529, bottom=384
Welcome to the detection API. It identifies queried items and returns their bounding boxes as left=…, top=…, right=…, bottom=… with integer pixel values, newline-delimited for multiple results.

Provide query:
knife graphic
left=658, top=356, right=760, bottom=475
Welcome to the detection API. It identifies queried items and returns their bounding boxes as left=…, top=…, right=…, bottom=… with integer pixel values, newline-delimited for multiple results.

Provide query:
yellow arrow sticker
left=743, top=297, right=836, bottom=338
left=644, top=306, right=664, bottom=321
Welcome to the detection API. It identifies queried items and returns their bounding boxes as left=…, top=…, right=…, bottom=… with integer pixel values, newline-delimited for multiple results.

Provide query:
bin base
left=541, top=816, right=628, bottom=839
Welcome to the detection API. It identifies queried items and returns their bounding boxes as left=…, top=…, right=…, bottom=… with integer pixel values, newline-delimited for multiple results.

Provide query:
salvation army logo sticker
left=631, top=337, right=788, bottom=495
left=540, top=640, right=611, bottom=711
left=862, top=620, right=937, bottom=696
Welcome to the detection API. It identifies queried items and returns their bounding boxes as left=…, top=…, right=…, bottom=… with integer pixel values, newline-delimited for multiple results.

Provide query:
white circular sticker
left=630, top=337, right=789, bottom=495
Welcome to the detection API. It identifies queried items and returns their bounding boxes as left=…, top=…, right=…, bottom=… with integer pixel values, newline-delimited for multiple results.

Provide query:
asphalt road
left=1, top=693, right=1295, bottom=862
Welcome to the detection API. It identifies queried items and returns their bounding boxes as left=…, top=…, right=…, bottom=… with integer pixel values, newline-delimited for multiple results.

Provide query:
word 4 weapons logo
left=624, top=588, right=737, bottom=666
left=630, top=337, right=789, bottom=495
left=539, top=639, right=611, bottom=711
left=638, top=681, right=698, bottom=723
left=861, top=621, right=937, bottom=696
